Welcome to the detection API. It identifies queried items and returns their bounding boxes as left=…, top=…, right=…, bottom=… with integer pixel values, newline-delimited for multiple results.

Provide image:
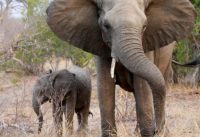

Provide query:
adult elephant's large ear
left=46, top=0, right=110, bottom=57
left=143, top=0, right=197, bottom=52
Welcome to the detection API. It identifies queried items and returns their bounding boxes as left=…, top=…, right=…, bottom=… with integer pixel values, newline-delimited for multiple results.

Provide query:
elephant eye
left=97, top=10, right=101, bottom=18
left=103, top=20, right=111, bottom=31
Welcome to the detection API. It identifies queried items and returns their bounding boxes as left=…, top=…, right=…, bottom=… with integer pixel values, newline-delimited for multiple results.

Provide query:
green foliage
left=11, top=0, right=93, bottom=74
left=192, top=0, right=200, bottom=34
left=0, top=60, right=18, bottom=72
left=11, top=77, right=20, bottom=86
left=174, top=40, right=192, bottom=76
left=27, top=0, right=47, bottom=16
left=175, top=1, right=200, bottom=62
left=191, top=0, right=200, bottom=8
left=173, top=1, right=200, bottom=78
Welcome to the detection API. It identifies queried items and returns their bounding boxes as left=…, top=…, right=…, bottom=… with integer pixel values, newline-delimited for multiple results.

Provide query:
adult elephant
left=46, top=0, right=196, bottom=136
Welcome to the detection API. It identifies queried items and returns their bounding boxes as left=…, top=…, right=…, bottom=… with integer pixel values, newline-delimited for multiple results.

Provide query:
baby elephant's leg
left=64, top=97, right=76, bottom=135
left=53, top=102, right=63, bottom=137
left=77, top=113, right=81, bottom=126
left=77, top=107, right=89, bottom=133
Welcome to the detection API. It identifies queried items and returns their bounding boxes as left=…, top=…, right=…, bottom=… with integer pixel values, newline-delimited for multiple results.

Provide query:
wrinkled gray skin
left=46, top=0, right=196, bottom=137
left=32, top=67, right=91, bottom=137
left=172, top=55, right=200, bottom=67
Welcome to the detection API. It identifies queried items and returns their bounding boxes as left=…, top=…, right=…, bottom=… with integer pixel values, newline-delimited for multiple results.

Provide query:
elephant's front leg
left=53, top=102, right=63, bottom=137
left=96, top=56, right=116, bottom=137
left=134, top=76, right=155, bottom=137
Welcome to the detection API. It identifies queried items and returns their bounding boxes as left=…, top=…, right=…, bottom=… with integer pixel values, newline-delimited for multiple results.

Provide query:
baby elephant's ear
left=46, top=0, right=111, bottom=57
left=143, top=0, right=197, bottom=52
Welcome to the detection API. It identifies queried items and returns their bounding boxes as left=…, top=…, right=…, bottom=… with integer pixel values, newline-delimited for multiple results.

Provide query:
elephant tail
left=172, top=59, right=200, bottom=67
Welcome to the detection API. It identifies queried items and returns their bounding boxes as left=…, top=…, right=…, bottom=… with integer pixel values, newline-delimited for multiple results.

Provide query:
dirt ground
left=0, top=72, right=200, bottom=137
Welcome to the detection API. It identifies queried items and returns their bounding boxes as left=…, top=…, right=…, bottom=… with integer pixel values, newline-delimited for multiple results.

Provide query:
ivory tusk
left=110, top=58, right=116, bottom=79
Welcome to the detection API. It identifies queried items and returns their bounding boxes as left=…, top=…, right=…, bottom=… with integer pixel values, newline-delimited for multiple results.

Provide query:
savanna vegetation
left=0, top=0, right=93, bottom=74
left=0, top=0, right=200, bottom=137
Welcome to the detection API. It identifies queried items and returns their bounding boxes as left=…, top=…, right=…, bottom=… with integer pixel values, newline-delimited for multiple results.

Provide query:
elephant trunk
left=113, top=27, right=166, bottom=135
left=32, top=95, right=43, bottom=133
left=112, top=27, right=166, bottom=97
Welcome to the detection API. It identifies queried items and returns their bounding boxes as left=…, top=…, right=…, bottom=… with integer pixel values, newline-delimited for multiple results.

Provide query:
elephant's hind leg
left=53, top=103, right=64, bottom=137
left=77, top=108, right=89, bottom=135
left=96, top=56, right=116, bottom=137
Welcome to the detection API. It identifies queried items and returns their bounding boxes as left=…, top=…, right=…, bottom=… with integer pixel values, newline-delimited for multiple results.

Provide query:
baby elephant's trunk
left=32, top=95, right=43, bottom=133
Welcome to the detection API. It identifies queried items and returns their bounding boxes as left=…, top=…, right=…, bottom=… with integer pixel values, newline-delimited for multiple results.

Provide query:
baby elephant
left=32, top=66, right=91, bottom=137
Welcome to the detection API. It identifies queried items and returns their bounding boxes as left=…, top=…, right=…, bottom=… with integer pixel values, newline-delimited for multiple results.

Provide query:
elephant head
left=32, top=69, right=76, bottom=133
left=49, top=69, right=76, bottom=103
left=46, top=0, right=196, bottom=99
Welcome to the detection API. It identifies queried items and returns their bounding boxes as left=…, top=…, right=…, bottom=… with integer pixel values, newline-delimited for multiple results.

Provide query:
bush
left=1, top=0, right=93, bottom=74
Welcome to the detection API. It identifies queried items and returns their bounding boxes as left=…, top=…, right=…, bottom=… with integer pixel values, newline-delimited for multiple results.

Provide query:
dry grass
left=0, top=72, right=200, bottom=137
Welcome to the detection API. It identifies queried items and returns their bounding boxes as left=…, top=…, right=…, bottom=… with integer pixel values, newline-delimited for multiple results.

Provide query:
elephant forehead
left=101, top=0, right=142, bottom=12
left=100, top=0, right=114, bottom=10
left=100, top=0, right=146, bottom=28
